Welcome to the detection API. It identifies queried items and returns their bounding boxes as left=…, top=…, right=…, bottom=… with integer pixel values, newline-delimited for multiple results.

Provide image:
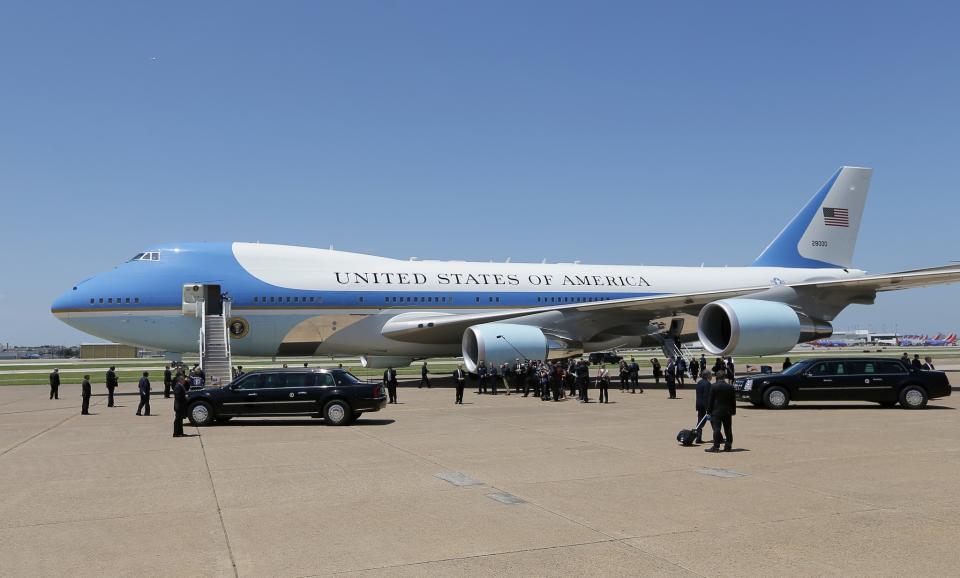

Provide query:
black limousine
left=734, top=358, right=951, bottom=409
left=186, top=368, right=387, bottom=426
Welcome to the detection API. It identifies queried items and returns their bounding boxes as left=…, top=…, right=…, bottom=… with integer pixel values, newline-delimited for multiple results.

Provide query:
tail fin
left=753, top=166, right=872, bottom=268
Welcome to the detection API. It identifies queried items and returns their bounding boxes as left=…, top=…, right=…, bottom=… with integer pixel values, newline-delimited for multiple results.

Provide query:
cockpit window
left=129, top=252, right=160, bottom=262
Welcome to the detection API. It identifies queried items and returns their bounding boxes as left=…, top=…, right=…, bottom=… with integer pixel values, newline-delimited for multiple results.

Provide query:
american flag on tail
left=822, top=207, right=849, bottom=227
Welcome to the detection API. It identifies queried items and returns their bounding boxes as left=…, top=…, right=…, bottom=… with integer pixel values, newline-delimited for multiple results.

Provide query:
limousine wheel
left=763, top=387, right=790, bottom=409
left=899, top=386, right=928, bottom=409
left=188, top=401, right=215, bottom=427
left=324, top=400, right=352, bottom=426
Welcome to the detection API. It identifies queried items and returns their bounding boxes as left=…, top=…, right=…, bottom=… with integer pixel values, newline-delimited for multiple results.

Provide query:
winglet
left=753, top=167, right=872, bottom=269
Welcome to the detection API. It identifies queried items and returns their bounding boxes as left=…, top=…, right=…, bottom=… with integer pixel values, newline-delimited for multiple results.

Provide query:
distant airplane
left=52, top=167, right=960, bottom=370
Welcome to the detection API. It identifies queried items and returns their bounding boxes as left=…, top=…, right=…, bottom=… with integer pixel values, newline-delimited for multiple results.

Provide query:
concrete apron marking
left=697, top=467, right=748, bottom=479
left=435, top=471, right=484, bottom=486
left=486, top=491, right=526, bottom=505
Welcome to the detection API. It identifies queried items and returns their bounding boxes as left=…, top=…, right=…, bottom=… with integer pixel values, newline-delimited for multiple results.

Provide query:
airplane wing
left=381, top=265, right=960, bottom=343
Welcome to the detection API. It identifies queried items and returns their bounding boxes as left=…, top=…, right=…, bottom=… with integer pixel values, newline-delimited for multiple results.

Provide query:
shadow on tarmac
left=742, top=403, right=954, bottom=411
left=221, top=418, right=396, bottom=427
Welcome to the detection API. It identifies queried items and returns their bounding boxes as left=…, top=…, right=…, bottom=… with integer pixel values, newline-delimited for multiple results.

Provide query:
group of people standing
left=51, top=365, right=192, bottom=438
left=459, top=358, right=613, bottom=403
left=636, top=354, right=737, bottom=399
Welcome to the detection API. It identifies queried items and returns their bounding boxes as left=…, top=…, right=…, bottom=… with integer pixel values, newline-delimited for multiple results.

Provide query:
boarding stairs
left=198, top=297, right=234, bottom=386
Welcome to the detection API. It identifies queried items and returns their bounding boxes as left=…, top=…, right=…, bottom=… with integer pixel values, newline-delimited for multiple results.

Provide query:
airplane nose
left=51, top=285, right=84, bottom=314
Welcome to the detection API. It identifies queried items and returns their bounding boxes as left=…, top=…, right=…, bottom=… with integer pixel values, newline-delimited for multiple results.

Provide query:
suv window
left=845, top=360, right=877, bottom=374
left=810, top=361, right=845, bottom=376
left=878, top=361, right=908, bottom=374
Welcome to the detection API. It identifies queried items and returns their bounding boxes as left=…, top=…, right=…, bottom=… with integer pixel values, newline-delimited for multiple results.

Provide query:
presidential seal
left=228, top=317, right=250, bottom=339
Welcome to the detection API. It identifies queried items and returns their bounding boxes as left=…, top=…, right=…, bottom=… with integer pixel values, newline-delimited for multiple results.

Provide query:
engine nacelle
left=462, top=323, right=582, bottom=373
left=361, top=355, right=414, bottom=369
left=697, top=298, right=832, bottom=356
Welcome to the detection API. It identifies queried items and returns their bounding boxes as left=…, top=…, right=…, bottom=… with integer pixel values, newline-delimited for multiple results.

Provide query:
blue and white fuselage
left=50, top=167, right=960, bottom=367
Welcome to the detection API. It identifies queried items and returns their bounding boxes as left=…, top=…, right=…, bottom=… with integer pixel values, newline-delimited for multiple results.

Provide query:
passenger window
left=810, top=362, right=844, bottom=376
left=317, top=373, right=336, bottom=386
left=260, top=374, right=283, bottom=388
left=233, top=374, right=259, bottom=390
left=846, top=361, right=877, bottom=374
left=281, top=373, right=311, bottom=388
left=879, top=361, right=907, bottom=374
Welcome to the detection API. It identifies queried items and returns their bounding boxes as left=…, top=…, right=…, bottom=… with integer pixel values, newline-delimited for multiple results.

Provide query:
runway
left=1, top=380, right=959, bottom=576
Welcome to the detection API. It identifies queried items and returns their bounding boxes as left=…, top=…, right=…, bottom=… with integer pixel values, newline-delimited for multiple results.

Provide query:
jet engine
left=462, top=323, right=582, bottom=373
left=697, top=298, right=832, bottom=356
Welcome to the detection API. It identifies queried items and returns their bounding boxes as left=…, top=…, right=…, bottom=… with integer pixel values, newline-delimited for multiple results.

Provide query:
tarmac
left=1, top=379, right=959, bottom=577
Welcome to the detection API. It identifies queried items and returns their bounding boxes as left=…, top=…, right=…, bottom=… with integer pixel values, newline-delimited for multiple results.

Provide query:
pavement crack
left=198, top=431, right=240, bottom=578
left=326, top=538, right=634, bottom=576
left=0, top=398, right=104, bottom=459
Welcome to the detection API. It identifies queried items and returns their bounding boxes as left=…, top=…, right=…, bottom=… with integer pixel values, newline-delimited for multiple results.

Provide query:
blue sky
left=1, top=1, right=958, bottom=344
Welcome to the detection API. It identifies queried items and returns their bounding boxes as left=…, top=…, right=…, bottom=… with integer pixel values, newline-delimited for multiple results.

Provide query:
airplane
left=918, top=334, right=956, bottom=347
left=51, top=166, right=960, bottom=372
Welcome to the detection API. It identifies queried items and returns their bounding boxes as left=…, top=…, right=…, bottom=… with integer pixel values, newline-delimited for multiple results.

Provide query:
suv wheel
left=763, top=386, right=790, bottom=409
left=899, top=385, right=928, bottom=409
left=188, top=401, right=215, bottom=426
left=324, top=400, right=352, bottom=425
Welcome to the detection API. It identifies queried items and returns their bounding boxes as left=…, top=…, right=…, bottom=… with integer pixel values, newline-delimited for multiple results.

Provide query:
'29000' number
left=811, top=240, right=829, bottom=247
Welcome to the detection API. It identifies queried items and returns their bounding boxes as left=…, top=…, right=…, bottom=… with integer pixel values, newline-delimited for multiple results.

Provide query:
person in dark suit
left=705, top=373, right=736, bottom=452
left=911, top=354, right=923, bottom=369
left=81, top=374, right=92, bottom=415
left=477, top=361, right=487, bottom=394
left=665, top=360, right=677, bottom=399
left=49, top=369, right=60, bottom=400
left=163, top=364, right=173, bottom=398
left=922, top=356, right=935, bottom=370
left=136, top=371, right=151, bottom=416
left=453, top=365, right=466, bottom=404
left=629, top=358, right=641, bottom=392
left=383, top=367, right=398, bottom=404
left=782, top=357, right=793, bottom=371
left=105, top=366, right=118, bottom=407
left=597, top=365, right=610, bottom=403
left=419, top=362, right=431, bottom=388
left=694, top=370, right=713, bottom=444
left=173, top=377, right=188, bottom=437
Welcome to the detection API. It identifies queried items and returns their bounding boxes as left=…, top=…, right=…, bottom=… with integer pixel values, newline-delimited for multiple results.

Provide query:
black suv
left=734, top=358, right=951, bottom=409
left=186, top=368, right=387, bottom=426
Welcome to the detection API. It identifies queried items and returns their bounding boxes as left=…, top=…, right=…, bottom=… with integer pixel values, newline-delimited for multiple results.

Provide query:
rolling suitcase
left=677, top=414, right=710, bottom=446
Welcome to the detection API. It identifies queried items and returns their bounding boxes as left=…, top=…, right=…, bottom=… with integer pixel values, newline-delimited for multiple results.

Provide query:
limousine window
left=279, top=373, right=313, bottom=388
left=233, top=374, right=259, bottom=390
left=332, top=370, right=362, bottom=385
left=810, top=361, right=845, bottom=376
left=781, top=360, right=813, bottom=375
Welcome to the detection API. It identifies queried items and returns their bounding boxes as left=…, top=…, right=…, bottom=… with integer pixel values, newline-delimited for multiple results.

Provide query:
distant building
left=80, top=343, right=140, bottom=359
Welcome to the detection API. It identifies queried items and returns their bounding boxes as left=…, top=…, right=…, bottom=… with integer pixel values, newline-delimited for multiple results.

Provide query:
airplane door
left=205, top=285, right=223, bottom=316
